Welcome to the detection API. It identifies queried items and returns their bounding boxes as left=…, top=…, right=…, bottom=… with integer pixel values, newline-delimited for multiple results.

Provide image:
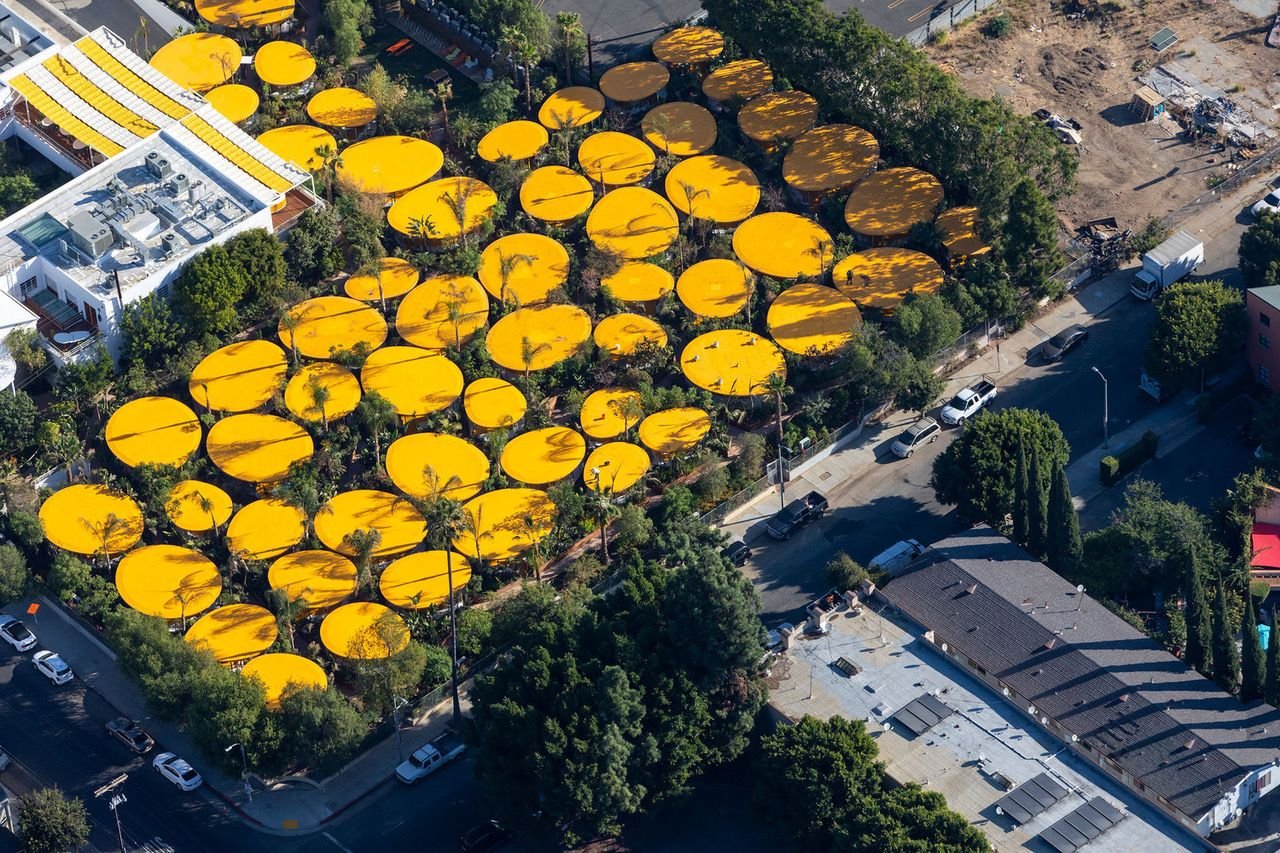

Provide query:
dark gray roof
left=882, top=527, right=1280, bottom=823
left=1250, top=285, right=1280, bottom=313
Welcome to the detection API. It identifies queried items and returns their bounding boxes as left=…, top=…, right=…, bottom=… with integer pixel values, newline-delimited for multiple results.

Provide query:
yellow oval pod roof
left=228, top=498, right=307, bottom=560
left=166, top=480, right=233, bottom=534
left=395, top=274, right=489, bottom=350
left=538, top=86, right=605, bottom=129
left=478, top=233, right=570, bottom=305
left=519, top=165, right=594, bottom=224
left=739, top=90, right=818, bottom=144
left=104, top=396, right=201, bottom=468
left=593, top=313, right=668, bottom=357
left=268, top=549, right=357, bottom=610
left=40, top=484, right=143, bottom=556
left=337, top=136, right=443, bottom=198
left=641, top=101, right=717, bottom=157
left=577, top=131, right=655, bottom=187
left=453, top=488, right=555, bottom=562
left=702, top=59, right=773, bottom=102
left=284, top=362, right=361, bottom=423
left=253, top=40, right=315, bottom=88
left=306, top=87, right=377, bottom=128
left=321, top=602, right=408, bottom=659
left=832, top=248, right=944, bottom=311
left=665, top=155, right=760, bottom=224
left=150, top=33, right=242, bottom=92
left=278, top=296, right=388, bottom=360
left=242, top=653, right=328, bottom=709
left=315, top=490, right=426, bottom=558
left=681, top=329, right=785, bottom=396
left=360, top=346, right=463, bottom=419
left=486, top=304, right=592, bottom=372
left=579, top=388, right=643, bottom=440
left=602, top=261, right=674, bottom=303
left=185, top=604, right=277, bottom=663
left=379, top=550, right=472, bottom=609
left=205, top=84, right=259, bottom=124
left=387, top=177, right=499, bottom=242
left=767, top=283, right=861, bottom=355
left=500, top=426, right=586, bottom=485
left=586, top=186, right=679, bottom=260
left=599, top=61, right=669, bottom=103
left=189, top=340, right=287, bottom=413
left=257, top=125, right=337, bottom=172
left=344, top=257, right=421, bottom=303
left=584, top=442, right=651, bottom=493
left=639, top=408, right=711, bottom=455
left=208, top=415, right=313, bottom=483
left=676, top=258, right=753, bottom=318
left=783, top=124, right=880, bottom=194
left=844, top=167, right=944, bottom=239
left=733, top=212, right=833, bottom=279
left=652, top=26, right=724, bottom=65
left=477, top=120, right=549, bottom=162
left=463, top=377, right=526, bottom=430
left=936, top=206, right=991, bottom=259
left=386, top=432, right=489, bottom=502
left=197, top=0, right=294, bottom=28
left=116, top=544, right=221, bottom=620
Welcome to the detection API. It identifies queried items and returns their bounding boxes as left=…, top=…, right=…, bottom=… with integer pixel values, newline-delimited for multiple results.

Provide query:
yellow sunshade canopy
left=257, top=124, right=336, bottom=172
left=116, top=545, right=221, bottom=620
left=584, top=442, right=650, bottom=493
left=205, top=84, right=259, bottom=124
left=486, top=304, right=592, bottom=372
left=832, top=248, right=944, bottom=312
left=360, top=346, right=463, bottom=419
left=315, top=490, right=426, bottom=558
left=387, top=177, right=499, bottom=243
left=197, top=0, right=294, bottom=28
left=579, top=388, right=642, bottom=440
left=783, top=124, right=880, bottom=194
left=586, top=186, right=679, bottom=260
left=665, top=155, right=760, bottom=224
left=395, top=274, right=489, bottom=350
left=254, top=40, right=315, bottom=88
left=185, top=604, right=277, bottom=663
left=733, top=212, right=833, bottom=279
left=105, top=396, right=201, bottom=468
left=599, top=61, right=669, bottom=103
left=379, top=550, right=471, bottom=609
left=739, top=90, right=818, bottom=144
left=150, top=33, right=241, bottom=92
left=189, top=340, right=287, bottom=413
left=639, top=408, right=711, bottom=455
left=702, top=59, right=773, bottom=103
left=641, top=101, right=716, bottom=157
left=844, top=167, right=944, bottom=239
left=306, top=87, right=377, bottom=128
left=278, top=296, right=388, bottom=360
left=767, top=283, right=861, bottom=355
left=344, top=257, right=420, bottom=303
left=652, top=26, right=724, bottom=65
left=479, top=233, right=570, bottom=305
left=386, top=432, right=489, bottom=502
left=242, top=653, right=328, bottom=709
left=577, top=131, right=656, bottom=186
left=477, top=119, right=548, bottom=162
left=593, top=313, right=668, bottom=356
left=207, top=414, right=313, bottom=483
left=453, top=488, right=555, bottom=562
left=936, top=206, right=991, bottom=259
left=268, top=549, right=357, bottom=610
left=321, top=602, right=409, bottom=659
left=603, top=261, right=674, bottom=303
left=464, top=377, right=526, bottom=430
left=337, top=136, right=443, bottom=197
left=501, top=426, right=586, bottom=485
left=40, top=485, right=142, bottom=556
left=228, top=499, right=307, bottom=561
left=284, top=362, right=361, bottom=423
left=519, top=165, right=594, bottom=224
left=677, top=258, right=753, bottom=318
left=166, top=480, right=233, bottom=534
left=538, top=87, right=605, bottom=129
left=681, top=329, right=786, bottom=396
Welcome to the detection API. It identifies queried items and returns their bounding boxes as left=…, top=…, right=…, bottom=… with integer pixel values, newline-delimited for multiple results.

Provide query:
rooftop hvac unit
left=188, top=180, right=205, bottom=205
left=171, top=173, right=189, bottom=198
left=161, top=233, right=179, bottom=258
left=66, top=210, right=113, bottom=259
left=145, top=150, right=172, bottom=179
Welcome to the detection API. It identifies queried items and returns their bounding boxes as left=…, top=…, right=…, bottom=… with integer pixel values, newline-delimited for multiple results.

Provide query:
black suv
left=459, top=820, right=511, bottom=852
left=766, top=491, right=828, bottom=540
left=722, top=540, right=752, bottom=567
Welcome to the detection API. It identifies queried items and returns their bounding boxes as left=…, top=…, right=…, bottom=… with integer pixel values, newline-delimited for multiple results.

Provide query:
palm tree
left=418, top=486, right=467, bottom=725
left=498, top=25, right=535, bottom=112
left=344, top=529, right=383, bottom=595
left=519, top=512, right=545, bottom=582
left=497, top=251, right=535, bottom=307
left=678, top=181, right=710, bottom=226
left=610, top=394, right=645, bottom=439
left=554, top=12, right=584, bottom=81
left=433, top=78, right=453, bottom=134
left=314, top=145, right=343, bottom=205
left=308, top=376, right=332, bottom=432
left=196, top=493, right=221, bottom=540
left=279, top=310, right=301, bottom=365
left=356, top=392, right=397, bottom=471
left=444, top=291, right=466, bottom=350
left=266, top=588, right=306, bottom=652
left=519, top=335, right=550, bottom=398
left=764, top=371, right=792, bottom=511
left=806, top=236, right=833, bottom=282
left=586, top=485, right=620, bottom=564
left=442, top=183, right=478, bottom=250
left=88, top=512, right=129, bottom=570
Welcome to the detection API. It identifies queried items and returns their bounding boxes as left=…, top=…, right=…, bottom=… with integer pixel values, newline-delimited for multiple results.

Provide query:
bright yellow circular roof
left=578, top=131, right=656, bottom=186
left=486, top=304, right=592, bottom=372
left=150, top=33, right=242, bottom=92
left=594, top=313, right=668, bottom=356
left=652, top=26, right=724, bottom=65
left=766, top=283, right=861, bottom=355
left=936, top=206, right=991, bottom=259
left=702, top=59, right=773, bottom=102
left=116, top=545, right=221, bottom=620
left=676, top=258, right=753, bottom=318
left=395, top=274, right=489, bottom=350
left=268, top=549, right=357, bottom=610
left=641, top=102, right=716, bottom=157
left=306, top=87, right=377, bottom=127
left=360, top=346, right=463, bottom=418
left=256, top=125, right=336, bottom=172
left=844, top=167, right=944, bottom=238
left=386, top=432, right=489, bottom=502
left=599, top=62, right=669, bottom=103
left=665, top=155, right=760, bottom=224
left=278, top=296, right=388, bottom=360
left=602, top=262, right=674, bottom=303
left=464, top=377, right=526, bottom=430
left=104, top=396, right=201, bottom=468
left=208, top=414, right=313, bottom=483
left=185, top=604, right=277, bottom=663
left=478, top=120, right=549, bottom=162
left=380, top=550, right=471, bottom=609
left=453, top=488, right=555, bottom=562
left=739, top=90, right=818, bottom=143
left=538, top=87, right=605, bottom=129
left=783, top=124, right=879, bottom=194
left=189, top=340, right=287, bottom=413
left=337, top=136, right=443, bottom=197
left=344, top=257, right=420, bottom=303
left=315, top=490, right=426, bottom=558
left=580, top=388, right=642, bottom=439
left=321, top=602, right=408, bottom=659
left=586, top=186, right=679, bottom=260
left=387, top=177, right=499, bottom=242
left=284, top=362, right=361, bottom=423
left=40, top=485, right=143, bottom=556
left=733, top=213, right=833, bottom=279
left=196, top=0, right=293, bottom=27
left=228, top=498, right=307, bottom=560
left=242, top=653, right=327, bottom=709
left=205, top=84, right=259, bottom=124
left=833, top=248, right=944, bottom=311
left=501, top=426, right=586, bottom=485
left=639, top=408, right=711, bottom=455
left=254, top=40, right=315, bottom=87
left=518, top=166, right=594, bottom=224
left=478, top=233, right=570, bottom=305
left=166, top=480, right=233, bottom=534
left=584, top=442, right=650, bottom=492
left=681, top=329, right=786, bottom=396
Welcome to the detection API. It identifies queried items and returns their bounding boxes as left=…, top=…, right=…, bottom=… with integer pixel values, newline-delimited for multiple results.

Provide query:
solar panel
left=891, top=694, right=954, bottom=736
left=1150, top=27, right=1178, bottom=51
left=995, top=773, right=1069, bottom=825
left=1039, top=797, right=1124, bottom=853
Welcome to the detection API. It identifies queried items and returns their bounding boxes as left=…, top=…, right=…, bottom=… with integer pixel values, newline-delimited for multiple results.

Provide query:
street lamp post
left=392, top=696, right=410, bottom=762
left=225, top=742, right=251, bottom=802
left=1091, top=366, right=1109, bottom=448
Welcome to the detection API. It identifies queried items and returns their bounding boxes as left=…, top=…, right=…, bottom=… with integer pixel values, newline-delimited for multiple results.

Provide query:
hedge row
left=1100, top=431, right=1159, bottom=485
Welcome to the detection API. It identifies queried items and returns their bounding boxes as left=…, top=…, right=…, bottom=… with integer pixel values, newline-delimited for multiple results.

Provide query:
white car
left=1253, top=190, right=1280, bottom=218
left=0, top=615, right=37, bottom=652
left=152, top=752, right=203, bottom=792
left=32, top=650, right=73, bottom=685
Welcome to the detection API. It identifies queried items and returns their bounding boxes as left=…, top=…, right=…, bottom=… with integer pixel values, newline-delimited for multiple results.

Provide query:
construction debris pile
left=1139, top=62, right=1272, bottom=147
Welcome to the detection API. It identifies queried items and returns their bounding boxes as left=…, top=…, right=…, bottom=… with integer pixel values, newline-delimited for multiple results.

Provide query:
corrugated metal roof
left=1145, top=229, right=1201, bottom=267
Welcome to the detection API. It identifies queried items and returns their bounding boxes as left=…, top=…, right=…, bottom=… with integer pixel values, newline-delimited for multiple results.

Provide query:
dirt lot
left=928, top=0, right=1280, bottom=230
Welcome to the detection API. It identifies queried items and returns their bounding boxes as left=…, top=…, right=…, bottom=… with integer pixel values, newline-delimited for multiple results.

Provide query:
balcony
left=23, top=288, right=96, bottom=357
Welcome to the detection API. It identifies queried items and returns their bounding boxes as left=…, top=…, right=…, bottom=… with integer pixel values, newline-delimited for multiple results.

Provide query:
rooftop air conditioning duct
left=172, top=173, right=190, bottom=198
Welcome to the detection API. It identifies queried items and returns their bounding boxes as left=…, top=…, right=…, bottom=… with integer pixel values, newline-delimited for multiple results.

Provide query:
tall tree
left=173, top=243, right=246, bottom=338
left=1026, top=445, right=1048, bottom=559
left=1267, top=610, right=1280, bottom=706
left=1003, top=178, right=1064, bottom=296
left=1212, top=579, right=1241, bottom=694
left=1012, top=441, right=1030, bottom=548
left=1045, top=462, right=1083, bottom=578
left=765, top=371, right=791, bottom=511
left=1144, top=280, right=1245, bottom=393
left=1240, top=212, right=1280, bottom=288
left=892, top=292, right=962, bottom=359
left=1241, top=592, right=1265, bottom=702
left=17, top=788, right=90, bottom=853
left=1184, top=547, right=1213, bottom=676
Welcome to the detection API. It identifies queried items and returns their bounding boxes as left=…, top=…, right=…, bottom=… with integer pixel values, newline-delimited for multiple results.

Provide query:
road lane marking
left=324, top=832, right=355, bottom=853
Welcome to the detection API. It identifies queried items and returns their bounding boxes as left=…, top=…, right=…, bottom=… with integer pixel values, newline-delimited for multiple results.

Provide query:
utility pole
left=225, top=742, right=251, bottom=802
left=94, top=773, right=128, bottom=853
left=393, top=696, right=410, bottom=762
left=1091, top=366, right=1109, bottom=448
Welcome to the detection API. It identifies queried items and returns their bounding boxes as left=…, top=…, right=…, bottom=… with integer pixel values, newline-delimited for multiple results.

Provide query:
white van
left=869, top=539, right=926, bottom=574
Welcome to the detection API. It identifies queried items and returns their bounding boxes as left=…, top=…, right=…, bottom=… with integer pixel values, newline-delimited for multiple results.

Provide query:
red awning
left=1253, top=523, right=1280, bottom=569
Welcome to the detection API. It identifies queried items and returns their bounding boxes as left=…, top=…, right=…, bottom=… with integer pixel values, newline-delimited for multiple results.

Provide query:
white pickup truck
left=394, top=732, right=466, bottom=784
left=940, top=378, right=997, bottom=426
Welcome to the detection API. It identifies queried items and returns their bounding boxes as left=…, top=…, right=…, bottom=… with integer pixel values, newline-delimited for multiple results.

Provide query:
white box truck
left=1130, top=230, right=1203, bottom=300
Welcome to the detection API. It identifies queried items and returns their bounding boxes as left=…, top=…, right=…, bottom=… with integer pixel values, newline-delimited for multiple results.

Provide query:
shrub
left=986, top=13, right=1012, bottom=37
left=825, top=553, right=869, bottom=592
left=0, top=542, right=30, bottom=604
left=1101, top=431, right=1159, bottom=484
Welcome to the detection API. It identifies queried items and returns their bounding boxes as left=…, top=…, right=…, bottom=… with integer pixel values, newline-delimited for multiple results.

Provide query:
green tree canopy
left=892, top=292, right=963, bottom=359
left=1045, top=462, right=1082, bottom=578
left=225, top=228, right=287, bottom=314
left=278, top=685, right=369, bottom=773
left=323, top=0, right=373, bottom=64
left=1144, top=280, right=1244, bottom=392
left=1240, top=212, right=1280, bottom=288
left=0, top=388, right=38, bottom=457
left=17, top=788, right=89, bottom=853
left=173, top=243, right=246, bottom=338
left=1003, top=178, right=1064, bottom=296
left=285, top=205, right=343, bottom=283
left=119, top=293, right=182, bottom=371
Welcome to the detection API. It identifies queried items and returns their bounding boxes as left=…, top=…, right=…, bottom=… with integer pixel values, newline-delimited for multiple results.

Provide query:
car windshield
left=1267, top=193, right=1280, bottom=206
left=947, top=394, right=967, bottom=409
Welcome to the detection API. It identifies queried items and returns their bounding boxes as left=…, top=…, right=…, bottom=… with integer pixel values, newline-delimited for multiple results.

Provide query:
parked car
left=0, top=749, right=11, bottom=772
left=395, top=732, right=466, bottom=784
left=458, top=819, right=511, bottom=852
left=0, top=615, right=37, bottom=652
left=869, top=539, right=927, bottom=575
left=152, top=752, right=203, bottom=792
left=940, top=379, right=997, bottom=425
left=1253, top=189, right=1280, bottom=218
left=765, top=491, right=828, bottom=540
left=1041, top=324, right=1089, bottom=362
left=106, top=717, right=155, bottom=754
left=32, top=650, right=73, bottom=685
left=721, top=540, right=751, bottom=567
left=890, top=416, right=940, bottom=458
left=765, top=622, right=795, bottom=654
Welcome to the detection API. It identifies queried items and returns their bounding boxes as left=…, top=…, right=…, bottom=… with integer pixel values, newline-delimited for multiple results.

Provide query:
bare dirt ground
left=928, top=0, right=1280, bottom=230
